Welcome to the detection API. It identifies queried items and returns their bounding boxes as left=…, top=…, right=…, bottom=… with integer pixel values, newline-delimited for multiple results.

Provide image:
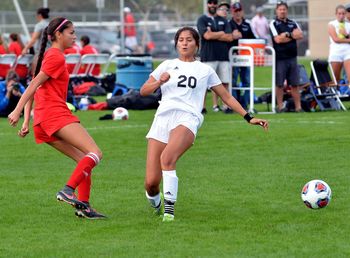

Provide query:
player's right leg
left=144, top=139, right=166, bottom=215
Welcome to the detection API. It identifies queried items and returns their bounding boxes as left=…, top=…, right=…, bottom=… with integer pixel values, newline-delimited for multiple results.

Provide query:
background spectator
left=22, top=7, right=50, bottom=55
left=269, top=1, right=304, bottom=112
left=8, top=33, right=28, bottom=81
left=229, top=2, right=257, bottom=110
left=124, top=7, right=138, bottom=52
left=328, top=5, right=350, bottom=83
left=79, top=35, right=100, bottom=76
left=0, top=70, right=25, bottom=117
left=197, top=0, right=233, bottom=113
left=216, top=2, right=230, bottom=19
left=251, top=7, right=271, bottom=45
left=64, top=42, right=81, bottom=74
left=0, top=34, right=10, bottom=79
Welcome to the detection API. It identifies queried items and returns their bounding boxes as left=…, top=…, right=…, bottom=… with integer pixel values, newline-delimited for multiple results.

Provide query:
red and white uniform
left=80, top=45, right=100, bottom=76
left=33, top=48, right=79, bottom=143
left=64, top=43, right=80, bottom=74
left=0, top=45, right=10, bottom=79
left=9, top=41, right=28, bottom=79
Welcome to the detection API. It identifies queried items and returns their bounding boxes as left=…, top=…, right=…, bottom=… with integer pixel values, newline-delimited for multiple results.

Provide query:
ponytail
left=34, top=27, right=48, bottom=77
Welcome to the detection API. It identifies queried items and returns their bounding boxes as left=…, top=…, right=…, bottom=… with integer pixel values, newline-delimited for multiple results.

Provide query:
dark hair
left=9, top=33, right=24, bottom=48
left=80, top=35, right=90, bottom=46
left=37, top=7, right=50, bottom=19
left=276, top=1, right=288, bottom=9
left=6, top=70, right=19, bottom=83
left=174, top=27, right=200, bottom=55
left=34, top=17, right=72, bottom=76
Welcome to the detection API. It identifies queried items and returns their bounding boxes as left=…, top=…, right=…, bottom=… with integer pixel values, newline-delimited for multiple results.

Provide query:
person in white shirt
left=328, top=4, right=350, bottom=82
left=140, top=26, right=268, bottom=222
left=251, top=7, right=270, bottom=44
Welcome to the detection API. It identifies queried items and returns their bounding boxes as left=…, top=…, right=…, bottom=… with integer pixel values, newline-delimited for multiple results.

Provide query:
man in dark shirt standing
left=228, top=2, right=257, bottom=110
left=197, top=0, right=233, bottom=113
left=269, top=1, right=304, bottom=112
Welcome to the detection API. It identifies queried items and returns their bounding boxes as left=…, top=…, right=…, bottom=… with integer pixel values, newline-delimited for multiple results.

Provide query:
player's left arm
left=212, top=85, right=269, bottom=130
left=291, top=22, right=303, bottom=40
left=18, top=97, right=34, bottom=138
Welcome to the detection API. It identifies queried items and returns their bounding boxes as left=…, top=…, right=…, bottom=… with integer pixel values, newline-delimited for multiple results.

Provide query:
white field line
left=0, top=124, right=149, bottom=137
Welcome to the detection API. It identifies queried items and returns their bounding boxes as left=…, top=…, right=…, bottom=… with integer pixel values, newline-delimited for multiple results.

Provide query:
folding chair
left=0, top=54, right=17, bottom=80
left=14, top=54, right=34, bottom=77
left=309, top=59, right=346, bottom=111
left=78, top=53, right=109, bottom=77
left=65, top=53, right=81, bottom=77
left=0, top=54, right=17, bottom=67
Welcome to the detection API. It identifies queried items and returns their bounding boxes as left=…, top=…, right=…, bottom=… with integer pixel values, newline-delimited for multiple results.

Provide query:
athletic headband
left=54, top=19, right=68, bottom=33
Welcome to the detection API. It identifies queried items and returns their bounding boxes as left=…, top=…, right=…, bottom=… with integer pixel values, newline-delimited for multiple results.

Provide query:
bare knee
left=160, top=152, right=177, bottom=170
left=88, top=148, right=103, bottom=163
left=145, top=180, right=159, bottom=196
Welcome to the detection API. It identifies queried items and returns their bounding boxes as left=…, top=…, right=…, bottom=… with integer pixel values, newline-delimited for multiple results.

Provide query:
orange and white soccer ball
left=112, top=107, right=129, bottom=120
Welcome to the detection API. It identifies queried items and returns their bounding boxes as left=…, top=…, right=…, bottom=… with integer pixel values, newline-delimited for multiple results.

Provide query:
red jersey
left=80, top=45, right=100, bottom=76
left=34, top=48, right=76, bottom=126
left=8, top=42, right=28, bottom=79
left=0, top=45, right=10, bottom=78
left=124, top=14, right=136, bottom=37
left=64, top=43, right=80, bottom=74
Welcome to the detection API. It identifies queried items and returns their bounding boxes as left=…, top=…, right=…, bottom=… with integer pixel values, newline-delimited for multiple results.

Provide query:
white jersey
left=150, top=58, right=221, bottom=124
left=328, top=20, right=350, bottom=55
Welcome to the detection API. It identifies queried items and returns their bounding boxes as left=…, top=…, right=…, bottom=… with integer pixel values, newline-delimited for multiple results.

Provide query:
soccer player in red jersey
left=8, top=17, right=106, bottom=219
left=79, top=35, right=100, bottom=76
left=63, top=42, right=80, bottom=74
left=0, top=34, right=10, bottom=79
left=8, top=33, right=29, bottom=80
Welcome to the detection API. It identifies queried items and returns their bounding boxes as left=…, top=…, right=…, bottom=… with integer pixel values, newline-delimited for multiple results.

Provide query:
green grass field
left=1, top=57, right=350, bottom=257
left=1, top=97, right=350, bottom=257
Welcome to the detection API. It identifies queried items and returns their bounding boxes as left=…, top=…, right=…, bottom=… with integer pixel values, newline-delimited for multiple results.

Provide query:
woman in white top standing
left=140, top=27, right=268, bottom=222
left=328, top=5, right=350, bottom=82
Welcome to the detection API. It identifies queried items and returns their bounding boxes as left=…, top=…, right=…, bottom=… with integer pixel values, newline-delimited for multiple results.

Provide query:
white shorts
left=146, top=110, right=201, bottom=144
left=125, top=36, right=138, bottom=49
left=204, top=61, right=229, bottom=84
left=328, top=52, right=350, bottom=62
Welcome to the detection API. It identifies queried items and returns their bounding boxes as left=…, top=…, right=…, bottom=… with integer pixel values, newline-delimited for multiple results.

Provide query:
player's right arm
left=8, top=71, right=49, bottom=127
left=328, top=23, right=350, bottom=43
left=140, top=73, right=170, bottom=96
left=22, top=31, right=40, bottom=55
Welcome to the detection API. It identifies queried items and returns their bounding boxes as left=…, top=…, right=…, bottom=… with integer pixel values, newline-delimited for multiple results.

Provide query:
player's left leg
left=160, top=125, right=194, bottom=221
left=50, top=123, right=106, bottom=218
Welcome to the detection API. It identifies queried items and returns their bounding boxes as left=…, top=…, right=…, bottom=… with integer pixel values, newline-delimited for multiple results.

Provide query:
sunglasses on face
left=207, top=1, right=218, bottom=5
left=218, top=7, right=228, bottom=11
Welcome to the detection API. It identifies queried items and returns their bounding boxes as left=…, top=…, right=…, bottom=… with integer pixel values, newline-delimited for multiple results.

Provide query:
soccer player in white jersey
left=140, top=27, right=268, bottom=222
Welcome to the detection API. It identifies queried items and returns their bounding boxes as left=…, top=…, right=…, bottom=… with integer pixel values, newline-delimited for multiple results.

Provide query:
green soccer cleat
left=162, top=213, right=174, bottom=222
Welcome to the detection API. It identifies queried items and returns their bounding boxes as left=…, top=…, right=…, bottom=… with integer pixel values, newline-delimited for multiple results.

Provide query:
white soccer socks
left=145, top=191, right=161, bottom=210
left=162, top=170, right=178, bottom=217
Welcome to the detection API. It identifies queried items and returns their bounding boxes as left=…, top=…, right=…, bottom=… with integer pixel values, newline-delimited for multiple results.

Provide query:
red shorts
left=33, top=115, right=80, bottom=144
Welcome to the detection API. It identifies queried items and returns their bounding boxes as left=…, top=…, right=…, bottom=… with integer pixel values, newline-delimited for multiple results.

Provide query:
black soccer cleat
left=75, top=205, right=107, bottom=220
left=56, top=190, right=88, bottom=210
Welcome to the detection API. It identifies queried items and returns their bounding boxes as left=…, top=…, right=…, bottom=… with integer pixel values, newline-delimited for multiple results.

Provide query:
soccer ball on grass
left=112, top=107, right=129, bottom=120
left=301, top=179, right=332, bottom=209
